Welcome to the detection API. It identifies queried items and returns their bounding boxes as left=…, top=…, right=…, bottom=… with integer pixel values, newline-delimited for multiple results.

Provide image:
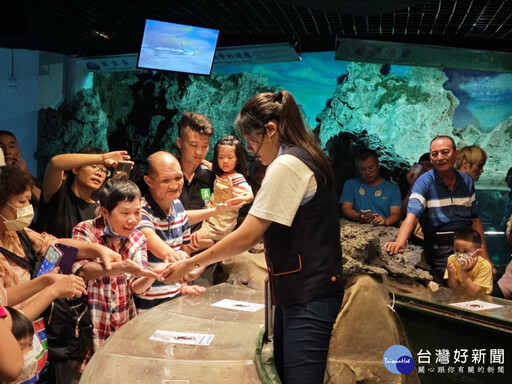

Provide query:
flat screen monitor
left=137, top=19, right=219, bottom=76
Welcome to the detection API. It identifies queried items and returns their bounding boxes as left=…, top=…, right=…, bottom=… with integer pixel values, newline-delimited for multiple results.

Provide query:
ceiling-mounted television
left=137, top=19, right=219, bottom=76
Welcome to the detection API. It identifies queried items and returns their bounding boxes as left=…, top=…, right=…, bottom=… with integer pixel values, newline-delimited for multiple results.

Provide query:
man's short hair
left=454, top=228, right=482, bottom=248
left=430, top=136, right=456, bottom=150
left=0, top=130, right=17, bottom=140
left=98, top=178, right=141, bottom=212
left=177, top=112, right=214, bottom=138
left=354, top=149, right=379, bottom=165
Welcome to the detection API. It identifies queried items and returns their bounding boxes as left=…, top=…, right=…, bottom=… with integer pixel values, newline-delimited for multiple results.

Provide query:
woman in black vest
left=164, top=91, right=343, bottom=383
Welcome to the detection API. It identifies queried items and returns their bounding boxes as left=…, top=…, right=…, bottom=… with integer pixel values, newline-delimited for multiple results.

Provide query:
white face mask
left=0, top=203, right=34, bottom=231
left=14, top=348, right=38, bottom=382
left=454, top=250, right=477, bottom=267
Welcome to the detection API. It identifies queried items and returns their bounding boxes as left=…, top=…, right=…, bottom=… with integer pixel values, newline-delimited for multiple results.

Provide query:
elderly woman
left=456, top=145, right=487, bottom=182
left=62, top=178, right=161, bottom=382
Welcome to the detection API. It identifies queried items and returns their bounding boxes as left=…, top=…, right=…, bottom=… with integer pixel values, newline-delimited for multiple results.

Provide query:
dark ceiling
left=1, top=0, right=511, bottom=57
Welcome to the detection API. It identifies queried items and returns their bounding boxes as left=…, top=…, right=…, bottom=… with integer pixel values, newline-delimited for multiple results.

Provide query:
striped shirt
left=70, top=217, right=148, bottom=372
left=136, top=195, right=190, bottom=305
left=407, top=169, right=477, bottom=236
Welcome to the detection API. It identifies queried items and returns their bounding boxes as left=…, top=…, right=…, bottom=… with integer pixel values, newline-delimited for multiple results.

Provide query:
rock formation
left=340, top=220, right=433, bottom=283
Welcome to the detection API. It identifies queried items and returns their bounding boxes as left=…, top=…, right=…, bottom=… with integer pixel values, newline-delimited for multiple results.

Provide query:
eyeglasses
left=357, top=164, right=377, bottom=173
left=88, top=164, right=111, bottom=177
left=245, top=133, right=266, bottom=157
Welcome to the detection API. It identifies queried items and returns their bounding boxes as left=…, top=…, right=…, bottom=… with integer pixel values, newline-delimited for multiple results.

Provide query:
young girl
left=199, top=136, right=254, bottom=241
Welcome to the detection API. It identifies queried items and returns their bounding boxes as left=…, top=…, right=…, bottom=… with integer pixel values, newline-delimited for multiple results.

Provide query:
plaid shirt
left=69, top=217, right=148, bottom=372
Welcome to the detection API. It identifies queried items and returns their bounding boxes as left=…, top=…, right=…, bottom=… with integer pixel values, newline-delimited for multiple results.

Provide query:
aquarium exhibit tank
left=37, top=51, right=512, bottom=272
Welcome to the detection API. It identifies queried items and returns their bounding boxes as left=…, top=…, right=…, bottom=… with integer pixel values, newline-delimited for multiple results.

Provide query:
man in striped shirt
left=385, top=136, right=493, bottom=279
left=136, top=151, right=205, bottom=310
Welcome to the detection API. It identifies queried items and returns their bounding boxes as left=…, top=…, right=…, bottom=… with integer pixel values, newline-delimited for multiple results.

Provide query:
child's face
left=18, top=334, right=34, bottom=354
left=454, top=239, right=479, bottom=266
left=217, top=145, right=237, bottom=174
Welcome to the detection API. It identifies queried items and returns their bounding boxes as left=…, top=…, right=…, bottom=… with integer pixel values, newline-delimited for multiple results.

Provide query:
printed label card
left=449, top=300, right=503, bottom=311
left=211, top=299, right=264, bottom=312
left=149, top=330, right=214, bottom=346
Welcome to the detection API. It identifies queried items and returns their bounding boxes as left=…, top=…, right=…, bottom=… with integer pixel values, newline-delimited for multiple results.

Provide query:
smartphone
left=36, top=244, right=63, bottom=276
left=360, top=209, right=373, bottom=218
left=54, top=244, right=79, bottom=274
left=113, top=161, right=132, bottom=178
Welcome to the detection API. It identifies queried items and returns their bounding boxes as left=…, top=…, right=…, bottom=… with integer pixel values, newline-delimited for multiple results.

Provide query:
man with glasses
left=340, top=149, right=402, bottom=226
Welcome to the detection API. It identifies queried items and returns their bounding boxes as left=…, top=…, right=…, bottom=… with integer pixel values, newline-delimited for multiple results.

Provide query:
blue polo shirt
left=407, top=169, right=477, bottom=236
left=339, top=177, right=402, bottom=219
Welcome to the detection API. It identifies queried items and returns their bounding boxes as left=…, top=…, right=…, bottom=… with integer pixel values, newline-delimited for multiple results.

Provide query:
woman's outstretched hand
left=162, top=259, right=193, bottom=285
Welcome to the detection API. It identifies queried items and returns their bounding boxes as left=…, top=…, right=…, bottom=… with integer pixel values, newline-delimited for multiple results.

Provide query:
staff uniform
left=249, top=146, right=343, bottom=383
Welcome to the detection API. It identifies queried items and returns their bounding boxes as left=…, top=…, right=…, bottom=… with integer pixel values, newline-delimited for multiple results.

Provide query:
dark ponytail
left=235, top=91, right=334, bottom=189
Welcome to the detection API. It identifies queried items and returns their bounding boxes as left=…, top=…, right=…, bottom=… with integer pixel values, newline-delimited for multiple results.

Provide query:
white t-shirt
left=249, top=153, right=317, bottom=227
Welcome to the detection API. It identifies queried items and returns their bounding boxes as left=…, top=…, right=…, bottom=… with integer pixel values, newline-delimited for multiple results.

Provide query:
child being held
left=4, top=307, right=37, bottom=384
left=444, top=228, right=493, bottom=297
left=200, top=136, right=254, bottom=241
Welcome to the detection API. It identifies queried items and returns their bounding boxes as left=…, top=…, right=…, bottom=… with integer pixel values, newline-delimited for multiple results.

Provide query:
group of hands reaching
left=0, top=243, right=208, bottom=304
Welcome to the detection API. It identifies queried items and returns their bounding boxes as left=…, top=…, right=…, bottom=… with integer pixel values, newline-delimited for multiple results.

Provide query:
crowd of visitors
left=1, top=90, right=511, bottom=384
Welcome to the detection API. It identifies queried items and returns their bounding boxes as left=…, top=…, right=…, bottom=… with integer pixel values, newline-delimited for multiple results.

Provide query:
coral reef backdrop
left=37, top=61, right=512, bottom=190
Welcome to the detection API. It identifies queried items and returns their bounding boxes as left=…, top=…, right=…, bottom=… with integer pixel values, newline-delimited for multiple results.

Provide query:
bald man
left=135, top=151, right=205, bottom=309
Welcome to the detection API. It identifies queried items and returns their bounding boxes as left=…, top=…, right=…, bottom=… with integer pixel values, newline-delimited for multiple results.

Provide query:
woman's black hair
left=235, top=90, right=334, bottom=188
left=5, top=306, right=34, bottom=341
left=97, top=178, right=141, bottom=212
left=211, top=136, right=247, bottom=177
left=0, top=167, right=35, bottom=205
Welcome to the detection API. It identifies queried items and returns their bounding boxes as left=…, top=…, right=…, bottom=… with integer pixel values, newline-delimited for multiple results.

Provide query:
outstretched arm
left=18, top=275, right=87, bottom=321
left=384, top=212, right=418, bottom=254
left=186, top=201, right=245, bottom=225
left=163, top=214, right=270, bottom=284
left=42, top=150, right=131, bottom=202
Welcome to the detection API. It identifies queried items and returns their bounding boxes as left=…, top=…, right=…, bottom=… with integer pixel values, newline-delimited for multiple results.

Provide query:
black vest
left=264, top=147, right=343, bottom=305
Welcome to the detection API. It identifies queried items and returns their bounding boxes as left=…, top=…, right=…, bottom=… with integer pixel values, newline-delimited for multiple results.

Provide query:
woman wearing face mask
left=0, top=167, right=122, bottom=384
left=33, top=146, right=132, bottom=238
left=0, top=167, right=120, bottom=284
